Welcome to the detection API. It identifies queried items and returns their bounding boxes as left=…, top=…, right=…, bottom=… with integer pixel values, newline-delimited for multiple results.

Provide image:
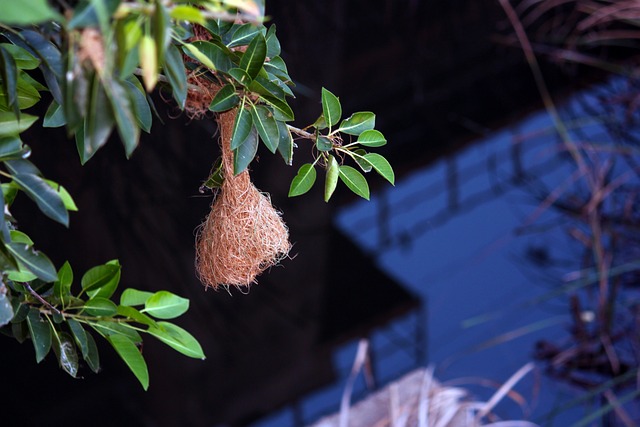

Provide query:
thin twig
left=24, top=283, right=61, bottom=315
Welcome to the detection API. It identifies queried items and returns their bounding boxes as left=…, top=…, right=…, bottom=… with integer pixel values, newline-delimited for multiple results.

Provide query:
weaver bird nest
left=195, top=109, right=291, bottom=289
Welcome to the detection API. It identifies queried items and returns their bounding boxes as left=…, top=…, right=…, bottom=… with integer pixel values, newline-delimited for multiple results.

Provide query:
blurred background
left=3, top=1, right=640, bottom=426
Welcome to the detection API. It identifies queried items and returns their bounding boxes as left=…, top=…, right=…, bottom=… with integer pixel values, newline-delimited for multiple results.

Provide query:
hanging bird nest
left=195, top=109, right=291, bottom=289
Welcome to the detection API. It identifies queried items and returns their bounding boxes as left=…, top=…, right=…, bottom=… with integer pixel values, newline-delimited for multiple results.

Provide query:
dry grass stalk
left=195, top=109, right=290, bottom=289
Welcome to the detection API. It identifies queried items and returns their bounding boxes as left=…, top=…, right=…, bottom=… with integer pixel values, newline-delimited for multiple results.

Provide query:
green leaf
left=316, top=135, right=332, bottom=152
left=11, top=173, right=68, bottom=226
left=84, top=331, right=100, bottom=373
left=249, top=75, right=286, bottom=101
left=352, top=149, right=372, bottom=173
left=0, top=136, right=29, bottom=161
left=120, top=288, right=154, bottom=307
left=170, top=5, right=205, bottom=24
left=53, top=331, right=79, bottom=378
left=0, top=290, right=14, bottom=327
left=364, top=153, right=395, bottom=185
left=67, top=318, right=89, bottom=358
left=228, top=67, right=252, bottom=87
left=289, top=163, right=316, bottom=197
left=43, top=101, right=66, bottom=128
left=0, top=112, right=37, bottom=138
left=148, top=321, right=205, bottom=359
left=0, top=44, right=40, bottom=70
left=230, top=101, right=252, bottom=150
left=116, top=305, right=158, bottom=328
left=182, top=42, right=216, bottom=71
left=81, top=74, right=114, bottom=163
left=0, top=45, right=18, bottom=110
left=357, top=129, right=387, bottom=147
left=152, top=1, right=169, bottom=65
left=264, top=56, right=290, bottom=82
left=106, top=334, right=149, bottom=390
left=161, top=44, right=187, bottom=109
left=104, top=78, right=140, bottom=158
left=81, top=264, right=121, bottom=294
left=140, top=35, right=159, bottom=91
left=7, top=241, right=57, bottom=282
left=54, top=261, right=73, bottom=302
left=19, top=29, right=62, bottom=77
left=209, top=84, right=239, bottom=112
left=260, top=95, right=294, bottom=121
left=276, top=121, right=293, bottom=165
left=339, top=165, right=370, bottom=200
left=44, top=180, right=78, bottom=212
left=233, top=128, right=258, bottom=174
left=26, top=308, right=52, bottom=363
left=187, top=41, right=233, bottom=73
left=143, top=291, right=189, bottom=320
left=0, top=0, right=61, bottom=25
left=123, top=79, right=152, bottom=133
left=201, top=157, right=224, bottom=190
left=338, top=112, right=376, bottom=136
left=324, top=155, right=339, bottom=202
left=92, top=321, right=142, bottom=343
left=250, top=104, right=279, bottom=153
left=228, top=23, right=261, bottom=48
left=5, top=158, right=40, bottom=176
left=84, top=297, right=118, bottom=317
left=321, top=88, right=341, bottom=129
left=265, top=25, right=281, bottom=58
left=0, top=76, right=41, bottom=112
left=239, top=33, right=266, bottom=80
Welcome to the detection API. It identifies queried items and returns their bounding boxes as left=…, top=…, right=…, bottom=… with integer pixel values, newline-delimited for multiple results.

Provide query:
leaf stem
left=287, top=125, right=315, bottom=140
left=25, top=283, right=61, bottom=315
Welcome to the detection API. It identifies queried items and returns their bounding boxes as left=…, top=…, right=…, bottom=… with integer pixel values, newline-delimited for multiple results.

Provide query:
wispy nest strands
left=195, top=109, right=291, bottom=289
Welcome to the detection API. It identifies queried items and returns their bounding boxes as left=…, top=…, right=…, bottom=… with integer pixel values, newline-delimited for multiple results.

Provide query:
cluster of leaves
left=0, top=0, right=394, bottom=388
left=3, top=259, right=204, bottom=390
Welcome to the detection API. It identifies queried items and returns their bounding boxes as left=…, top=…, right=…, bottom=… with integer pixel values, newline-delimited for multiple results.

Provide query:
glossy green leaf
left=11, top=173, right=68, bottom=226
left=0, top=77, right=41, bottom=112
left=0, top=45, right=18, bottom=109
left=26, top=308, right=51, bottom=363
left=54, top=260, right=73, bottom=303
left=0, top=44, right=39, bottom=70
left=239, top=33, right=266, bottom=80
left=81, top=264, right=120, bottom=294
left=104, top=78, right=140, bottom=157
left=116, top=305, right=158, bottom=328
left=53, top=331, right=79, bottom=377
left=289, top=163, right=316, bottom=197
left=187, top=41, right=233, bottom=73
left=170, top=5, right=205, bottom=24
left=120, top=288, right=154, bottom=307
left=228, top=23, right=261, bottom=48
left=233, top=128, right=258, bottom=174
left=265, top=25, right=281, bottom=58
left=0, top=0, right=61, bottom=25
left=44, top=180, right=78, bottom=212
left=140, top=35, right=159, bottom=91
left=81, top=74, right=114, bottom=163
left=92, top=321, right=142, bottom=343
left=43, top=101, right=66, bottom=128
left=86, top=259, right=120, bottom=299
left=249, top=75, right=286, bottom=101
left=67, top=318, right=88, bottom=357
left=316, top=135, right=332, bottom=152
left=182, top=42, right=216, bottom=71
left=5, top=158, right=40, bottom=175
left=0, top=290, right=14, bottom=327
left=352, top=149, right=372, bottom=173
left=364, top=153, right=395, bottom=185
left=12, top=320, right=29, bottom=343
left=162, top=43, right=187, bottom=109
left=142, top=291, right=189, bottom=320
left=250, top=104, right=279, bottom=153
left=152, top=1, right=169, bottom=65
left=339, top=165, right=370, bottom=200
left=68, top=0, right=119, bottom=30
left=0, top=112, right=37, bottom=138
left=209, top=84, right=239, bottom=112
left=84, top=331, right=100, bottom=373
left=265, top=56, right=290, bottom=81
left=148, top=321, right=205, bottom=359
left=338, top=112, right=376, bottom=136
left=106, top=334, right=149, bottom=390
left=7, top=241, right=57, bottom=282
left=324, top=155, right=339, bottom=202
left=7, top=265, right=38, bottom=283
left=276, top=121, right=293, bottom=165
left=0, top=136, right=28, bottom=161
left=230, top=101, right=252, bottom=149
left=321, top=88, right=341, bottom=128
left=357, top=129, right=387, bottom=147
left=261, top=95, right=294, bottom=121
left=123, top=79, right=152, bottom=133
left=19, top=30, right=62, bottom=77
left=228, top=67, right=252, bottom=86
left=84, top=297, right=118, bottom=317
left=201, top=157, right=224, bottom=190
